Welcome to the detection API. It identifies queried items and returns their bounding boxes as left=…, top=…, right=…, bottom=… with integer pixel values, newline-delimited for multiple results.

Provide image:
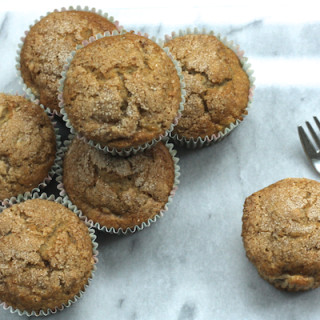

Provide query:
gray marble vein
left=178, top=302, right=196, bottom=320
left=0, top=12, right=9, bottom=41
left=226, top=19, right=264, bottom=35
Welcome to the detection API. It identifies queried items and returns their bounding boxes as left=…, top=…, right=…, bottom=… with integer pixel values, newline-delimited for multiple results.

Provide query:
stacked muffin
left=2, top=5, right=254, bottom=316
left=19, top=10, right=119, bottom=113
left=0, top=195, right=97, bottom=315
left=163, top=30, right=254, bottom=147
left=0, top=93, right=57, bottom=200
left=62, top=137, right=178, bottom=232
left=59, top=31, right=184, bottom=153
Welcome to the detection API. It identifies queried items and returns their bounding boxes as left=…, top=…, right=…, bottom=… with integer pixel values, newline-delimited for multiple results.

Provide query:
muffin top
left=20, top=10, right=117, bottom=112
left=62, top=32, right=181, bottom=150
left=0, top=94, right=56, bottom=200
left=63, top=137, right=175, bottom=230
left=0, top=199, right=94, bottom=313
left=165, top=34, right=250, bottom=139
left=242, top=178, right=320, bottom=291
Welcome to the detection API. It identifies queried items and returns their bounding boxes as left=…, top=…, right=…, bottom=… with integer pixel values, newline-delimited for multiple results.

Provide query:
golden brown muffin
left=165, top=34, right=250, bottom=139
left=0, top=199, right=94, bottom=314
left=242, top=178, right=320, bottom=291
left=0, top=94, right=56, bottom=200
left=63, top=137, right=175, bottom=230
left=62, top=32, right=181, bottom=150
left=20, top=10, right=117, bottom=112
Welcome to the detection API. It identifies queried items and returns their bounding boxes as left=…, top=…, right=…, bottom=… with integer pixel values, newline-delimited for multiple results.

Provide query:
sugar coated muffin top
left=0, top=199, right=94, bottom=313
left=63, top=137, right=175, bottom=230
left=62, top=32, right=181, bottom=150
left=165, top=34, right=250, bottom=139
left=20, top=10, right=117, bottom=112
left=0, top=94, right=56, bottom=200
left=242, top=178, right=320, bottom=291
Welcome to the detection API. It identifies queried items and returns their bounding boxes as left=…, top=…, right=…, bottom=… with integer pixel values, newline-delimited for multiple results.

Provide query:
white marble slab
left=1, top=1, right=320, bottom=319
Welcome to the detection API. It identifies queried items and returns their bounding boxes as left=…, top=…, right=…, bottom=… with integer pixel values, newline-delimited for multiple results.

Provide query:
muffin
left=19, top=10, right=118, bottom=113
left=242, top=178, right=320, bottom=291
left=0, top=198, right=95, bottom=315
left=164, top=32, right=251, bottom=145
left=61, top=32, right=182, bottom=152
left=61, top=137, right=178, bottom=232
left=0, top=94, right=56, bottom=200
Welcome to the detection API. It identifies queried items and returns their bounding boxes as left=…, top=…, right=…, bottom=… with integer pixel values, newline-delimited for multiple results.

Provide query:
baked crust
left=63, top=138, right=175, bottom=230
left=0, top=199, right=94, bottom=313
left=165, top=34, right=250, bottom=139
left=20, top=11, right=117, bottom=112
left=242, top=178, right=320, bottom=291
left=63, top=33, right=181, bottom=149
left=0, top=94, right=56, bottom=200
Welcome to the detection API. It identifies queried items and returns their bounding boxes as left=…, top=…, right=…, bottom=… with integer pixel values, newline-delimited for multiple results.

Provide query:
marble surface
left=1, top=1, right=320, bottom=319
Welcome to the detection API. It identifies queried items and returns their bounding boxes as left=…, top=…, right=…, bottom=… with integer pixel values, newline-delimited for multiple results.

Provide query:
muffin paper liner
left=56, top=134, right=180, bottom=235
left=58, top=29, right=186, bottom=156
left=15, top=6, right=123, bottom=116
left=0, top=192, right=98, bottom=317
left=33, top=105, right=62, bottom=194
left=161, top=27, right=255, bottom=148
left=0, top=93, right=62, bottom=202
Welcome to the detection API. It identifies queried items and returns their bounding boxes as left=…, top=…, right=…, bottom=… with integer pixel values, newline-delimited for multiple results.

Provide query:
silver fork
left=298, top=116, right=320, bottom=174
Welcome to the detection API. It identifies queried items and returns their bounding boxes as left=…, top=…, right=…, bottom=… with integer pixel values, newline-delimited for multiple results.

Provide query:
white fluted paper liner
left=58, top=29, right=185, bottom=156
left=56, top=134, right=180, bottom=235
left=34, top=104, right=62, bottom=194
left=0, top=93, right=62, bottom=201
left=15, top=6, right=123, bottom=116
left=0, top=192, right=98, bottom=317
left=161, top=27, right=255, bottom=149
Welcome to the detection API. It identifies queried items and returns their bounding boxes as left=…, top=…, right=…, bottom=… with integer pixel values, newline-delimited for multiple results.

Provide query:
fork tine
left=298, top=125, right=317, bottom=157
left=314, top=116, right=320, bottom=130
left=306, top=121, right=320, bottom=149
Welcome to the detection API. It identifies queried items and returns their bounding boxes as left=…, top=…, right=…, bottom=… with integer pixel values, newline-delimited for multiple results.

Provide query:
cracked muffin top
left=0, top=94, right=56, bottom=200
left=0, top=199, right=94, bottom=313
left=62, top=32, right=181, bottom=150
left=63, top=137, right=175, bottom=230
left=165, top=34, right=250, bottom=139
left=242, top=178, right=320, bottom=291
left=20, top=10, right=117, bottom=112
